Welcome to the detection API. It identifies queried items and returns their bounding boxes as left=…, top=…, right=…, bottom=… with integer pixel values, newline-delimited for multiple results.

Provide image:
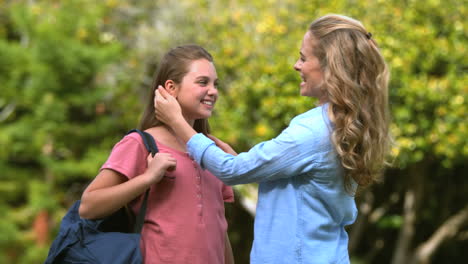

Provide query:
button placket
left=193, top=162, right=204, bottom=219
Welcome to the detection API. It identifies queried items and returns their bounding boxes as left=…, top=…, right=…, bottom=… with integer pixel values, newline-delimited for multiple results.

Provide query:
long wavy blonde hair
left=309, top=14, right=391, bottom=191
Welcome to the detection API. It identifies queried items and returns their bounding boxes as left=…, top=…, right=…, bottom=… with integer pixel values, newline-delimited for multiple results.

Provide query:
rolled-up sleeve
left=187, top=122, right=323, bottom=185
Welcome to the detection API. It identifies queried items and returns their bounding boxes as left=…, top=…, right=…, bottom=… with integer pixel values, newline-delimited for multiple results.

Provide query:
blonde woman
left=155, top=15, right=391, bottom=264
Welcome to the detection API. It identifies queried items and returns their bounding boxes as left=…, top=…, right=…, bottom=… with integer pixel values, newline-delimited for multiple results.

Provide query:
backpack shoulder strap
left=126, top=129, right=158, bottom=233
left=126, top=129, right=158, bottom=157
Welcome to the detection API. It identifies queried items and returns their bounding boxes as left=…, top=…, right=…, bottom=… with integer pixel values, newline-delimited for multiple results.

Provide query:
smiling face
left=172, top=59, right=218, bottom=123
left=294, top=31, right=325, bottom=102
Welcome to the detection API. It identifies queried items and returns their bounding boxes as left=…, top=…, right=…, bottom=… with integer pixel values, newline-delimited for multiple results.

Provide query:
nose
left=293, top=59, right=301, bottom=72
left=208, top=85, right=218, bottom=97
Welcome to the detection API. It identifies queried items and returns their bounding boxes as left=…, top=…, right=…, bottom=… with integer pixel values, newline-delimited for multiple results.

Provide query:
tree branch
left=0, top=102, right=16, bottom=122
left=411, top=204, right=468, bottom=264
left=391, top=189, right=417, bottom=264
left=391, top=163, right=426, bottom=264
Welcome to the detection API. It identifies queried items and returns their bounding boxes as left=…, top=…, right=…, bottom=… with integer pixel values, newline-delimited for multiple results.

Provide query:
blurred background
left=0, top=0, right=466, bottom=263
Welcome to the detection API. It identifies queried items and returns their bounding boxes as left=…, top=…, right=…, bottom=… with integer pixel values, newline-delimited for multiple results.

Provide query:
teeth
left=202, top=100, right=213, bottom=106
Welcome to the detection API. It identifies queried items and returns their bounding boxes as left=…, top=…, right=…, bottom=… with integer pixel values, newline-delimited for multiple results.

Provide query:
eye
left=299, top=52, right=306, bottom=62
left=198, top=80, right=208, bottom=86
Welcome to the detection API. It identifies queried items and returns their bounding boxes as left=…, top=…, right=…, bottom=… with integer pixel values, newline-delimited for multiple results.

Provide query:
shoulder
left=144, top=126, right=174, bottom=146
left=291, top=104, right=329, bottom=124
left=112, top=132, right=147, bottom=153
left=101, top=132, right=149, bottom=179
left=289, top=104, right=332, bottom=139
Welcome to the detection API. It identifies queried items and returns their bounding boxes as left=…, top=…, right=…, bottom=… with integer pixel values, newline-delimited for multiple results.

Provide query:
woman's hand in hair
left=154, top=85, right=183, bottom=127
left=207, top=135, right=238, bottom=156
left=155, top=85, right=198, bottom=144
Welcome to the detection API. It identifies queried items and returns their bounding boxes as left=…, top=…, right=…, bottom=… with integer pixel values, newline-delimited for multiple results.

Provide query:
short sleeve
left=222, top=184, right=235, bottom=203
left=100, top=134, right=148, bottom=180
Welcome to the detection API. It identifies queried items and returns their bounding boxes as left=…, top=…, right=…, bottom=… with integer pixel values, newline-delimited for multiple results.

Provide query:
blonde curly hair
left=309, top=14, right=391, bottom=191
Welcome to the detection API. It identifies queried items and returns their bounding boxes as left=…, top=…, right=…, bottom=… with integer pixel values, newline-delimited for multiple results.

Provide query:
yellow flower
left=255, top=124, right=268, bottom=137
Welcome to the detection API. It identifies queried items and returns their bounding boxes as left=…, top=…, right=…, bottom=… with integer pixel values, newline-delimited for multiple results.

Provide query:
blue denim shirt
left=187, top=104, right=357, bottom=264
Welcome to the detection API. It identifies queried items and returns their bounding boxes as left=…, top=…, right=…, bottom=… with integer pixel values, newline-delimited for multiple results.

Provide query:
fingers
left=158, top=85, right=169, bottom=97
left=206, top=134, right=217, bottom=141
left=155, top=89, right=163, bottom=103
left=154, top=86, right=175, bottom=109
left=206, top=134, right=238, bottom=155
left=154, top=92, right=161, bottom=115
left=154, top=89, right=161, bottom=111
left=207, top=134, right=226, bottom=147
left=154, top=89, right=169, bottom=121
left=207, top=134, right=222, bottom=145
left=156, top=85, right=166, bottom=99
left=147, top=154, right=154, bottom=163
left=157, top=85, right=173, bottom=99
left=166, top=157, right=177, bottom=172
left=148, top=153, right=177, bottom=171
left=154, top=86, right=169, bottom=106
left=149, top=152, right=175, bottom=161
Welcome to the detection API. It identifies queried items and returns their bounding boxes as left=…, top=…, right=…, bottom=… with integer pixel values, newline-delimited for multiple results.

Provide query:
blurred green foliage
left=0, top=0, right=466, bottom=263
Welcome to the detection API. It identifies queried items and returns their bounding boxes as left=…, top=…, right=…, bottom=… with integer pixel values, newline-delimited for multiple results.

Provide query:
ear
left=164, top=80, right=179, bottom=98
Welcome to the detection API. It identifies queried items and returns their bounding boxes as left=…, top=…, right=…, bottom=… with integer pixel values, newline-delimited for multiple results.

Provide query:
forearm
left=188, top=126, right=312, bottom=185
left=170, top=117, right=197, bottom=144
left=79, top=172, right=153, bottom=219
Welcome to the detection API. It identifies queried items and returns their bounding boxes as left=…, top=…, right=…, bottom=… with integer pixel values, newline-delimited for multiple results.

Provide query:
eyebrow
left=196, top=76, right=218, bottom=82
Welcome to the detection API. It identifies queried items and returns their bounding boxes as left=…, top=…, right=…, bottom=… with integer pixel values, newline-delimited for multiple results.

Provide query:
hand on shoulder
left=207, top=134, right=238, bottom=156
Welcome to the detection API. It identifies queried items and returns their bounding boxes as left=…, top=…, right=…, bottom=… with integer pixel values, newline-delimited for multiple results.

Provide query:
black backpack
left=44, top=129, right=157, bottom=264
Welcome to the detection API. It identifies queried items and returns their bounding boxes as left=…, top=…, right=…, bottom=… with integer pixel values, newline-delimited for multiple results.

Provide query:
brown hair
left=138, top=44, right=214, bottom=134
left=309, top=14, right=391, bottom=191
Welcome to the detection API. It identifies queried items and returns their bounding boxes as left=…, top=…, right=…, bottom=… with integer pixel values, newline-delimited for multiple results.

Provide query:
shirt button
left=197, top=204, right=203, bottom=215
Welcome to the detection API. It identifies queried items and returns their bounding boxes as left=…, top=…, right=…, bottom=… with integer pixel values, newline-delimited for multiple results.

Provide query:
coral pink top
left=100, top=132, right=234, bottom=264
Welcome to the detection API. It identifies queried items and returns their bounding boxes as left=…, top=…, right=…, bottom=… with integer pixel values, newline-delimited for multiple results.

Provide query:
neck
left=180, top=112, right=195, bottom=127
left=318, top=95, right=329, bottom=106
left=186, top=119, right=195, bottom=127
left=162, top=124, right=189, bottom=150
left=164, top=118, right=195, bottom=137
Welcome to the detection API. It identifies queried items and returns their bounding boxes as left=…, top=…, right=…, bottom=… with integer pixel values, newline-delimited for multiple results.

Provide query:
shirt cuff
left=187, top=133, right=215, bottom=169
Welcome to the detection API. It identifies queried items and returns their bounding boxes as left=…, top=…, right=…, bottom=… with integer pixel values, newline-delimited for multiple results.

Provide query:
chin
left=194, top=113, right=212, bottom=120
left=299, top=89, right=310, bottom=97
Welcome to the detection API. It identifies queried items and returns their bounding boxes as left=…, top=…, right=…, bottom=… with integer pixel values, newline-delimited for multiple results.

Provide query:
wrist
left=173, top=116, right=187, bottom=128
left=169, top=117, right=187, bottom=135
left=166, top=115, right=183, bottom=129
left=176, top=120, right=197, bottom=144
left=143, top=170, right=162, bottom=185
left=141, top=171, right=154, bottom=185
